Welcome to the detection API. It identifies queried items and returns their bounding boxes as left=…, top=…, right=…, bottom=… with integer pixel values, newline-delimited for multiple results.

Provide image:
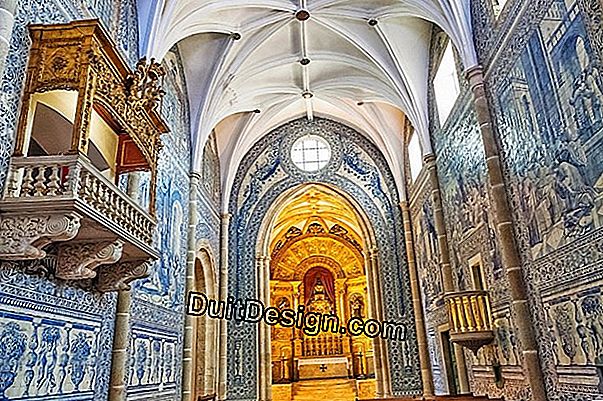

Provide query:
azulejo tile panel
left=486, top=1, right=603, bottom=399
left=0, top=261, right=116, bottom=400
left=128, top=47, right=194, bottom=401
left=0, top=2, right=139, bottom=401
left=227, top=117, right=422, bottom=400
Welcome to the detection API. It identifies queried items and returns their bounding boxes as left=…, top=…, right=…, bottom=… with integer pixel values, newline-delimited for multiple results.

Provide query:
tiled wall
left=0, top=2, right=222, bottom=401
left=227, top=118, right=421, bottom=400
left=0, top=2, right=138, bottom=401
left=412, top=1, right=603, bottom=400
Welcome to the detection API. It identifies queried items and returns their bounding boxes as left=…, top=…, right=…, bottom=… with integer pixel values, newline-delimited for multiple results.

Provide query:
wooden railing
left=4, top=155, right=155, bottom=246
left=445, top=290, right=495, bottom=354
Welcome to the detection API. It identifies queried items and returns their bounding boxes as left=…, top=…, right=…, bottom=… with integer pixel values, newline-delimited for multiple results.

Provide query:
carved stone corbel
left=0, top=213, right=81, bottom=260
left=95, top=259, right=151, bottom=292
left=56, top=240, right=124, bottom=280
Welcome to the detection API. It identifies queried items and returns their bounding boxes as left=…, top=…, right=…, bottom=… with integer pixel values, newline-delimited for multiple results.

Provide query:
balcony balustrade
left=0, top=20, right=168, bottom=292
left=0, top=154, right=157, bottom=291
left=445, top=290, right=495, bottom=354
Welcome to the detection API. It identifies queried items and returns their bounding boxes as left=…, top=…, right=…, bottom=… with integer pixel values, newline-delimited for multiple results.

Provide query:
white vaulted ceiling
left=142, top=0, right=477, bottom=208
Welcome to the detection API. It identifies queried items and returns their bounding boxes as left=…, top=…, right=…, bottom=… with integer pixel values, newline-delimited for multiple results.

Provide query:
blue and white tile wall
left=0, top=260, right=116, bottom=401
left=227, top=118, right=422, bottom=400
left=486, top=0, right=603, bottom=399
left=413, top=1, right=603, bottom=400
left=0, top=2, right=140, bottom=401
left=0, top=2, right=200, bottom=401
left=128, top=47, right=192, bottom=401
left=196, top=131, right=221, bottom=258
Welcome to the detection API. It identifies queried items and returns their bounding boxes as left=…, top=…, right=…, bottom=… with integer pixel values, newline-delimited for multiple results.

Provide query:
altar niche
left=263, top=184, right=377, bottom=401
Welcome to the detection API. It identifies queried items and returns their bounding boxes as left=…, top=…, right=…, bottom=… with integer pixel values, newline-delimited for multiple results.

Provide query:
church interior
left=0, top=1, right=602, bottom=401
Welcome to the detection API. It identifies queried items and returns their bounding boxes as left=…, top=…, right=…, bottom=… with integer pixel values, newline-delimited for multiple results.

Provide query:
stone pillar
left=109, top=290, right=132, bottom=401
left=257, top=255, right=266, bottom=401
left=364, top=250, right=384, bottom=397
left=256, top=255, right=272, bottom=401
left=466, top=65, right=547, bottom=401
left=0, top=0, right=17, bottom=80
left=108, top=172, right=145, bottom=401
left=424, top=155, right=454, bottom=293
left=264, top=256, right=272, bottom=401
left=424, top=154, right=470, bottom=394
left=182, top=173, right=200, bottom=401
left=400, top=200, right=435, bottom=397
left=368, top=248, right=392, bottom=397
left=217, top=213, right=230, bottom=401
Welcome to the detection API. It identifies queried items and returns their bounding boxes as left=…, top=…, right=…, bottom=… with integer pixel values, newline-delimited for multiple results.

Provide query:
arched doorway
left=227, top=118, right=421, bottom=401
left=192, top=246, right=219, bottom=399
left=263, top=184, right=378, bottom=400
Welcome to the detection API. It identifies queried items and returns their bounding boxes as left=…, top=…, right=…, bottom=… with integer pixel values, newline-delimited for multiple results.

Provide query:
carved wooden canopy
left=14, top=19, right=169, bottom=210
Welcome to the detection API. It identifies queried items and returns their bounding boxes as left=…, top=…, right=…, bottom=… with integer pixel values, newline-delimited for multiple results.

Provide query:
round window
left=290, top=135, right=331, bottom=172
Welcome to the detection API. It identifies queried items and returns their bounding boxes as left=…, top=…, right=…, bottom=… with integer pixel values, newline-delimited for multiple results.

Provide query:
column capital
left=423, top=153, right=436, bottom=165
left=368, top=247, right=379, bottom=259
left=465, top=64, right=485, bottom=88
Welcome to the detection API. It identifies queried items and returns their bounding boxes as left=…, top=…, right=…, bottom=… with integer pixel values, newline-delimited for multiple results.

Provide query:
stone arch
left=227, top=117, right=421, bottom=400
left=193, top=243, right=218, bottom=398
left=292, top=256, right=346, bottom=281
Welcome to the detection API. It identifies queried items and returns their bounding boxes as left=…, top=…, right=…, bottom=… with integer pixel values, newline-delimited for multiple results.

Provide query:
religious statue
left=307, top=278, right=334, bottom=315
left=349, top=294, right=365, bottom=318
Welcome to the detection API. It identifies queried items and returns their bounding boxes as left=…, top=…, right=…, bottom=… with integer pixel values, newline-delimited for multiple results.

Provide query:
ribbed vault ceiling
left=143, top=0, right=476, bottom=207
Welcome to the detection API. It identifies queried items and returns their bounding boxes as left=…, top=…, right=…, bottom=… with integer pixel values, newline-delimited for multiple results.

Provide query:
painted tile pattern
left=0, top=2, right=138, bottom=401
left=487, top=0, right=603, bottom=399
left=128, top=47, right=193, bottom=401
left=413, top=1, right=603, bottom=400
left=227, top=117, right=421, bottom=400
left=0, top=3, right=212, bottom=401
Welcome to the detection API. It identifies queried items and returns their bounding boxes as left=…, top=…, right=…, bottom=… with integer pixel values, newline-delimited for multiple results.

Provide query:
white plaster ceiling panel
left=143, top=0, right=477, bottom=207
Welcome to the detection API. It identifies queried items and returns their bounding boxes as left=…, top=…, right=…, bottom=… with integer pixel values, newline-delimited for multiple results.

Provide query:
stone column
left=424, top=155, right=470, bottom=394
left=217, top=213, right=230, bottom=401
left=108, top=173, right=145, bottom=401
left=256, top=255, right=272, bottom=401
left=364, top=250, right=384, bottom=397
left=400, top=201, right=435, bottom=397
left=265, top=257, right=272, bottom=401
left=466, top=65, right=547, bottom=401
left=0, top=0, right=17, bottom=80
left=368, top=248, right=392, bottom=397
left=424, top=155, right=454, bottom=293
left=182, top=173, right=200, bottom=401
left=109, top=290, right=132, bottom=401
